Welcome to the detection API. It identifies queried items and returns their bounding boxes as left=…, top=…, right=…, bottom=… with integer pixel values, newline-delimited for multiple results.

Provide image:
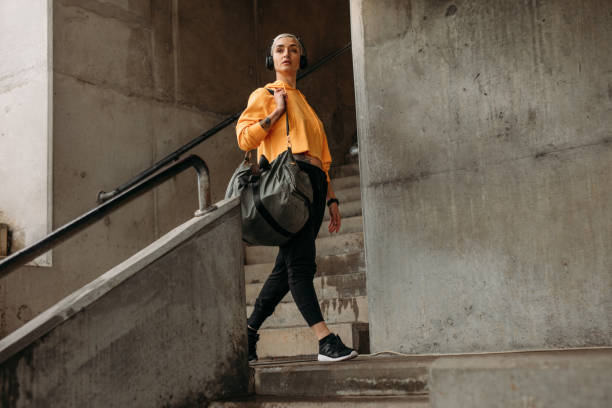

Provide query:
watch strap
left=326, top=198, right=339, bottom=207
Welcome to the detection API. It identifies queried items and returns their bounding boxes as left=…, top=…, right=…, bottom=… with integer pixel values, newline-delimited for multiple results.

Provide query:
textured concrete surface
left=351, top=0, right=612, bottom=353
left=330, top=175, right=360, bottom=191
left=1, top=0, right=356, bottom=339
left=329, top=162, right=360, bottom=178
left=429, top=348, right=612, bottom=408
left=334, top=186, right=362, bottom=203
left=0, top=1, right=52, bottom=265
left=0, top=0, right=252, bottom=337
left=209, top=395, right=429, bottom=407
left=253, top=356, right=432, bottom=397
left=175, top=0, right=255, bottom=114
left=0, top=198, right=249, bottom=407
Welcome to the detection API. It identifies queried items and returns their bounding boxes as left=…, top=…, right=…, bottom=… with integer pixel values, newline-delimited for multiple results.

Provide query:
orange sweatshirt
left=236, top=80, right=332, bottom=182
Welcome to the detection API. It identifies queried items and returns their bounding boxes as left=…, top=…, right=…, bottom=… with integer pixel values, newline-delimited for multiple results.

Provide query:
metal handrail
left=97, top=42, right=353, bottom=202
left=0, top=155, right=214, bottom=278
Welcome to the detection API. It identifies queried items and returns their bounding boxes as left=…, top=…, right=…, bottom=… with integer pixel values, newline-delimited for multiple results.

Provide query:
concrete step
left=323, top=199, right=362, bottom=221
left=334, top=185, right=361, bottom=204
left=330, top=175, right=360, bottom=191
left=252, top=355, right=434, bottom=397
left=247, top=295, right=368, bottom=328
left=428, top=348, right=612, bottom=408
left=329, top=162, right=360, bottom=178
left=246, top=273, right=366, bottom=305
left=209, top=395, right=429, bottom=407
left=245, top=251, right=365, bottom=284
left=256, top=322, right=370, bottom=360
left=245, top=232, right=364, bottom=265
left=317, top=215, right=363, bottom=239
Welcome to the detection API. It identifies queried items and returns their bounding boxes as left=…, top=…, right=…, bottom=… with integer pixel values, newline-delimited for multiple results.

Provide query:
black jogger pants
left=247, top=160, right=328, bottom=329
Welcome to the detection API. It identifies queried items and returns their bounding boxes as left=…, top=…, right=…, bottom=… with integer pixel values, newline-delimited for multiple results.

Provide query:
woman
left=236, top=33, right=357, bottom=363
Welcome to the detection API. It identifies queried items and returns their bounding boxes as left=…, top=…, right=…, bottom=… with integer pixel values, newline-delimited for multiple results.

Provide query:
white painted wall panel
left=0, top=0, right=52, bottom=265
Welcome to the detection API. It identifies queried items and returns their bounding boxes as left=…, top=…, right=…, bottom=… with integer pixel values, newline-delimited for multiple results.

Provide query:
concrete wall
left=429, top=349, right=612, bottom=408
left=0, top=0, right=356, bottom=338
left=0, top=0, right=255, bottom=337
left=0, top=1, right=52, bottom=265
left=0, top=198, right=248, bottom=407
left=255, top=0, right=357, bottom=166
left=351, top=0, right=612, bottom=353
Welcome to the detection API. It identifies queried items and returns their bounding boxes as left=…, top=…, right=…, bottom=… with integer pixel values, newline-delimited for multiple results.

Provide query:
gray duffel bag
left=225, top=148, right=313, bottom=246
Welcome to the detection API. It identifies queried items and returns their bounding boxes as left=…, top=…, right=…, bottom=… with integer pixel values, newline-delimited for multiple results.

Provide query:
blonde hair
left=270, top=33, right=304, bottom=56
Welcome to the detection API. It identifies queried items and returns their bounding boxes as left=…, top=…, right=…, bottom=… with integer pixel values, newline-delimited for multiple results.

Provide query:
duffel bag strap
left=266, top=88, right=291, bottom=149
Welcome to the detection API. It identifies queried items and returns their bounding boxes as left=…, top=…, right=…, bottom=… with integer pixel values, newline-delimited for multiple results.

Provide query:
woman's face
left=272, top=37, right=301, bottom=74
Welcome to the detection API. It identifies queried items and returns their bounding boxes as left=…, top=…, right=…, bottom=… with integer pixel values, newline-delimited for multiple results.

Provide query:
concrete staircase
left=244, top=161, right=368, bottom=360
left=211, top=356, right=433, bottom=407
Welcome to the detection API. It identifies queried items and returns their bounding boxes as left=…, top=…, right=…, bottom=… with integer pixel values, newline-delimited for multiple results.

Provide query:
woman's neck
left=275, top=72, right=297, bottom=89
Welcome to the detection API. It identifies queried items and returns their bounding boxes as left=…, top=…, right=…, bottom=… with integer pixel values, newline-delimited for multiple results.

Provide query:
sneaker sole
left=317, top=350, right=358, bottom=362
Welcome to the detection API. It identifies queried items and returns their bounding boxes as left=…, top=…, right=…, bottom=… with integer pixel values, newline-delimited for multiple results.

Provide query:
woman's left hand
left=328, top=203, right=341, bottom=234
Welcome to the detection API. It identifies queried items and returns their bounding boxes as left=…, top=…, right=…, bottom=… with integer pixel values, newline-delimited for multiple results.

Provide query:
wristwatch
left=326, top=198, right=340, bottom=207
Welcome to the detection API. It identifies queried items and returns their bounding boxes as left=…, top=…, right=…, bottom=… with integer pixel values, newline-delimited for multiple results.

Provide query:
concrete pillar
left=351, top=0, right=612, bottom=353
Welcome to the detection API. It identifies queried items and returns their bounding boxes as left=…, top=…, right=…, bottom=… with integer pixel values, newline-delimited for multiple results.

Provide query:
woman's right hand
left=273, top=88, right=287, bottom=114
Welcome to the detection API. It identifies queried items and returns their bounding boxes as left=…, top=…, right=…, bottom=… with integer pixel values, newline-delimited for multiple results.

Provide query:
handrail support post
left=193, top=159, right=216, bottom=217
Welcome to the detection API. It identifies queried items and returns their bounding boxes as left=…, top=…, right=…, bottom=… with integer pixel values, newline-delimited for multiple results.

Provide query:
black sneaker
left=318, top=334, right=358, bottom=362
left=247, top=327, right=259, bottom=363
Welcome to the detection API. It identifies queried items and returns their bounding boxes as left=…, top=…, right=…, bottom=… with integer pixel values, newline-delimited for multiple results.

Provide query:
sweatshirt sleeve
left=236, top=88, right=271, bottom=151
